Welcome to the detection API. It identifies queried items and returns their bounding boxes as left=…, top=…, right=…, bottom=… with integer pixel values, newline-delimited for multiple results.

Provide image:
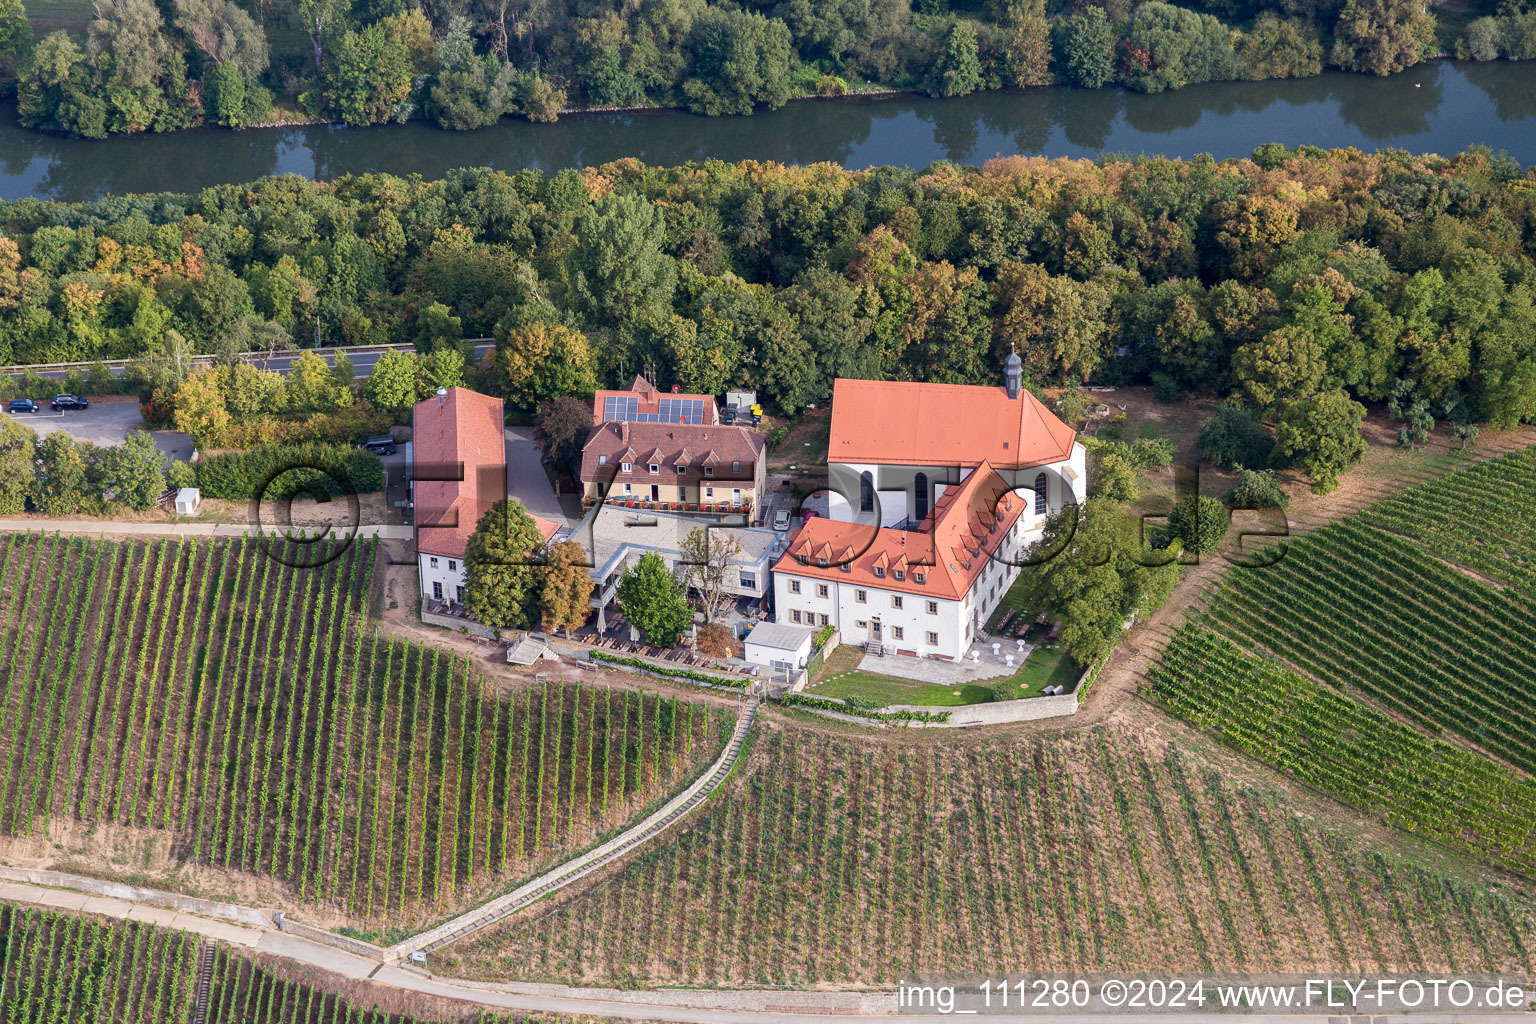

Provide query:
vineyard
left=0, top=900, right=556, bottom=1022
left=431, top=722, right=1536, bottom=986
left=0, top=534, right=733, bottom=926
left=1147, top=625, right=1536, bottom=877
left=1201, top=517, right=1536, bottom=773
left=1359, top=446, right=1536, bottom=591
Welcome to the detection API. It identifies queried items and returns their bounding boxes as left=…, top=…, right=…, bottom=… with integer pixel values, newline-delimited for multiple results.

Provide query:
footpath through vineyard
left=0, top=535, right=735, bottom=931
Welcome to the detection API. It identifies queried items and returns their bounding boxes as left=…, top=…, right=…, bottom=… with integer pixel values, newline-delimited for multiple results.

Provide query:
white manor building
left=771, top=351, right=1087, bottom=661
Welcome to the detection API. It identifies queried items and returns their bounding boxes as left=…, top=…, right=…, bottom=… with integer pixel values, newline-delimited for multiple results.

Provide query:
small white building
left=174, top=487, right=201, bottom=516
left=743, top=622, right=815, bottom=678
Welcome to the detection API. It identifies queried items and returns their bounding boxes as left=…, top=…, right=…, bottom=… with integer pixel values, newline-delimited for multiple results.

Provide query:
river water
left=1, top=59, right=1533, bottom=202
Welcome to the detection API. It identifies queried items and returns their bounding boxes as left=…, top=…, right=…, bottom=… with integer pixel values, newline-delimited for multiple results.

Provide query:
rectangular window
left=704, top=466, right=714, bottom=476
left=448, top=560, right=457, bottom=572
left=732, top=460, right=741, bottom=473
left=855, top=619, right=868, bottom=630
left=926, top=631, right=938, bottom=646
left=457, top=586, right=466, bottom=604
left=891, top=626, right=905, bottom=640
left=891, top=595, right=903, bottom=609
left=598, top=454, right=608, bottom=465
left=893, top=569, right=905, bottom=581
left=429, top=557, right=439, bottom=569
left=913, top=571, right=926, bottom=584
left=820, top=613, right=830, bottom=626
left=432, top=581, right=443, bottom=600
left=733, top=488, right=742, bottom=503
left=816, top=584, right=829, bottom=598
left=739, top=571, right=756, bottom=588
left=790, top=580, right=801, bottom=594
left=705, top=486, right=715, bottom=498
left=873, top=566, right=885, bottom=578
left=855, top=589, right=867, bottom=603
left=649, top=464, right=659, bottom=475
left=791, top=609, right=803, bottom=623
left=621, top=461, right=632, bottom=472
left=624, top=483, right=633, bottom=495
left=927, top=600, right=938, bottom=615
left=676, top=465, right=687, bottom=475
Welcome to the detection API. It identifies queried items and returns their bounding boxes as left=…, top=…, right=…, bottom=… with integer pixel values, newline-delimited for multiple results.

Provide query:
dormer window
left=731, top=460, right=740, bottom=473
left=648, top=464, right=659, bottom=475
left=839, top=562, right=850, bottom=573
left=704, top=466, right=714, bottom=476
left=676, top=465, right=687, bottom=475
left=598, top=454, right=608, bottom=465
left=893, top=569, right=905, bottom=582
left=873, top=566, right=885, bottom=578
left=913, top=571, right=926, bottom=584
left=817, top=558, right=828, bottom=568
left=621, top=461, right=632, bottom=473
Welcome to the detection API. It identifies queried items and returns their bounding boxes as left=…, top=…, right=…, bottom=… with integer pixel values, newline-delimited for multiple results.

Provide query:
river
left=1, top=59, right=1533, bottom=202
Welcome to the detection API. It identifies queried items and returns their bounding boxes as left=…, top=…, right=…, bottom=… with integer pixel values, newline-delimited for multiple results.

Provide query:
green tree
left=419, top=347, right=466, bottom=393
left=1167, top=494, right=1228, bottom=553
left=678, top=526, right=744, bottom=623
left=1274, top=388, right=1367, bottom=494
left=172, top=0, right=268, bottom=76
left=1196, top=404, right=1275, bottom=469
left=682, top=8, right=794, bottom=115
left=1232, top=325, right=1326, bottom=410
left=32, top=431, right=90, bottom=515
left=0, top=413, right=35, bottom=514
left=1120, top=2, right=1237, bottom=93
left=1237, top=14, right=1323, bottom=79
left=490, top=321, right=598, bottom=412
left=1052, top=9, right=1116, bottom=88
left=1330, top=0, right=1435, bottom=74
left=925, top=20, right=984, bottom=98
left=533, top=395, right=595, bottom=469
left=616, top=551, right=694, bottom=647
left=99, top=430, right=166, bottom=511
left=463, top=498, right=545, bottom=628
left=1227, top=467, right=1289, bottom=509
left=323, top=23, right=412, bottom=125
left=566, top=192, right=677, bottom=329
left=0, top=0, right=34, bottom=81
left=364, top=349, right=422, bottom=412
left=1093, top=450, right=1139, bottom=504
left=202, top=61, right=251, bottom=127
left=285, top=350, right=353, bottom=411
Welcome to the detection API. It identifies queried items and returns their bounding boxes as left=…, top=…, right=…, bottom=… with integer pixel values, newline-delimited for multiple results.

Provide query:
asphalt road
left=506, top=424, right=576, bottom=525
left=4, top=401, right=194, bottom=462
left=4, top=341, right=495, bottom=380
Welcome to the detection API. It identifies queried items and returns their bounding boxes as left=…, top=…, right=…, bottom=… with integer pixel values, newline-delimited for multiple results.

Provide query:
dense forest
left=0, top=0, right=1534, bottom=136
left=2, top=148, right=1535, bottom=451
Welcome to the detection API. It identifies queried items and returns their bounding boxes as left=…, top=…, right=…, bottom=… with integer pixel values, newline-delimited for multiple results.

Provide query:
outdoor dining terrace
left=582, top=496, right=754, bottom=516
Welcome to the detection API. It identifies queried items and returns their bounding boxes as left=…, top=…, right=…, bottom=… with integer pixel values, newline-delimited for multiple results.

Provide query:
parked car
left=7, top=398, right=38, bottom=414
left=50, top=395, right=89, bottom=410
left=772, top=508, right=792, bottom=531
left=363, top=434, right=397, bottom=455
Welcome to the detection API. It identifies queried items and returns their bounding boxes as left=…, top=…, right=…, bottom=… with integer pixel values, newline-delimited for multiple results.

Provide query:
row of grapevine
left=1359, top=446, right=1536, bottom=591
left=1146, top=624, right=1536, bottom=877
left=0, top=535, right=733, bottom=925
left=0, top=901, right=197, bottom=1022
left=1203, top=516, right=1536, bottom=773
left=428, top=724, right=1536, bottom=986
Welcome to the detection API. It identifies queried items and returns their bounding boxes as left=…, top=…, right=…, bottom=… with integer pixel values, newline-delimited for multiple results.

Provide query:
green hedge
left=589, top=649, right=749, bottom=690
left=197, top=443, right=385, bottom=500
left=779, top=693, right=951, bottom=724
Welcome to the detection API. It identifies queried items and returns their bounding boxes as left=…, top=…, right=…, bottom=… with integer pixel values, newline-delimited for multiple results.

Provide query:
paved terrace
left=858, top=636, right=1038, bottom=684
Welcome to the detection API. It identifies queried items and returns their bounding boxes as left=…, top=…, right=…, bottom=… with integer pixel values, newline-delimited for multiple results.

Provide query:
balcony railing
left=583, top=496, right=753, bottom=515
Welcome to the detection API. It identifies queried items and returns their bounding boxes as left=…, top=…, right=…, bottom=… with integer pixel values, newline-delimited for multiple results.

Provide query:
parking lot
left=6, top=399, right=194, bottom=462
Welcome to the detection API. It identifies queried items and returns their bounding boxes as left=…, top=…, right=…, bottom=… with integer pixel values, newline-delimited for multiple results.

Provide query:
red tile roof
left=413, top=387, right=506, bottom=560
left=773, top=462, right=1026, bottom=601
left=532, top=516, right=562, bottom=543
left=828, top=378, right=1076, bottom=469
left=579, top=421, right=764, bottom=483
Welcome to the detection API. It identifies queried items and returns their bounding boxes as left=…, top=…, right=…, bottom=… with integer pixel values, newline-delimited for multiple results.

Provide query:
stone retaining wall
left=421, top=609, right=500, bottom=639
left=273, top=913, right=388, bottom=959
left=0, top=865, right=274, bottom=929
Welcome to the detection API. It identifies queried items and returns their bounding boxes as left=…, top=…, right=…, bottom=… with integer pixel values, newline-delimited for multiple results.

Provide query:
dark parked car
left=7, top=398, right=38, bottom=414
left=363, top=434, right=397, bottom=455
left=51, top=395, right=89, bottom=411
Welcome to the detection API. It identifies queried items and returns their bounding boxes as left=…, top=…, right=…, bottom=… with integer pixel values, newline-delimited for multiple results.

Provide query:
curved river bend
left=1, top=59, right=1534, bottom=202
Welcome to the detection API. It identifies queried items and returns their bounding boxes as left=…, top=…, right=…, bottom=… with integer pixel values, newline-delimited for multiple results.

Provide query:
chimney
left=1004, top=343, right=1023, bottom=400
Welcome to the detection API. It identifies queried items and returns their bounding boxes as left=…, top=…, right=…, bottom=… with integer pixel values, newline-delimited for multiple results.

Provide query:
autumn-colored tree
left=696, top=621, right=736, bottom=658
left=538, top=540, right=595, bottom=636
left=490, top=321, right=598, bottom=412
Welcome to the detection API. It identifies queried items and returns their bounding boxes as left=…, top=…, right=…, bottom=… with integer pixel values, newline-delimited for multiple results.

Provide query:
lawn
left=807, top=645, right=1081, bottom=706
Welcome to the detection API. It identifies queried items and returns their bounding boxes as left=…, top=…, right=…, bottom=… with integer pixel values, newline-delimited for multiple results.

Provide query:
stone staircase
left=191, top=941, right=216, bottom=1024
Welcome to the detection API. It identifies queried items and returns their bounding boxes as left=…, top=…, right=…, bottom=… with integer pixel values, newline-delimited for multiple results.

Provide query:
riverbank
left=2, top=59, right=1532, bottom=202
